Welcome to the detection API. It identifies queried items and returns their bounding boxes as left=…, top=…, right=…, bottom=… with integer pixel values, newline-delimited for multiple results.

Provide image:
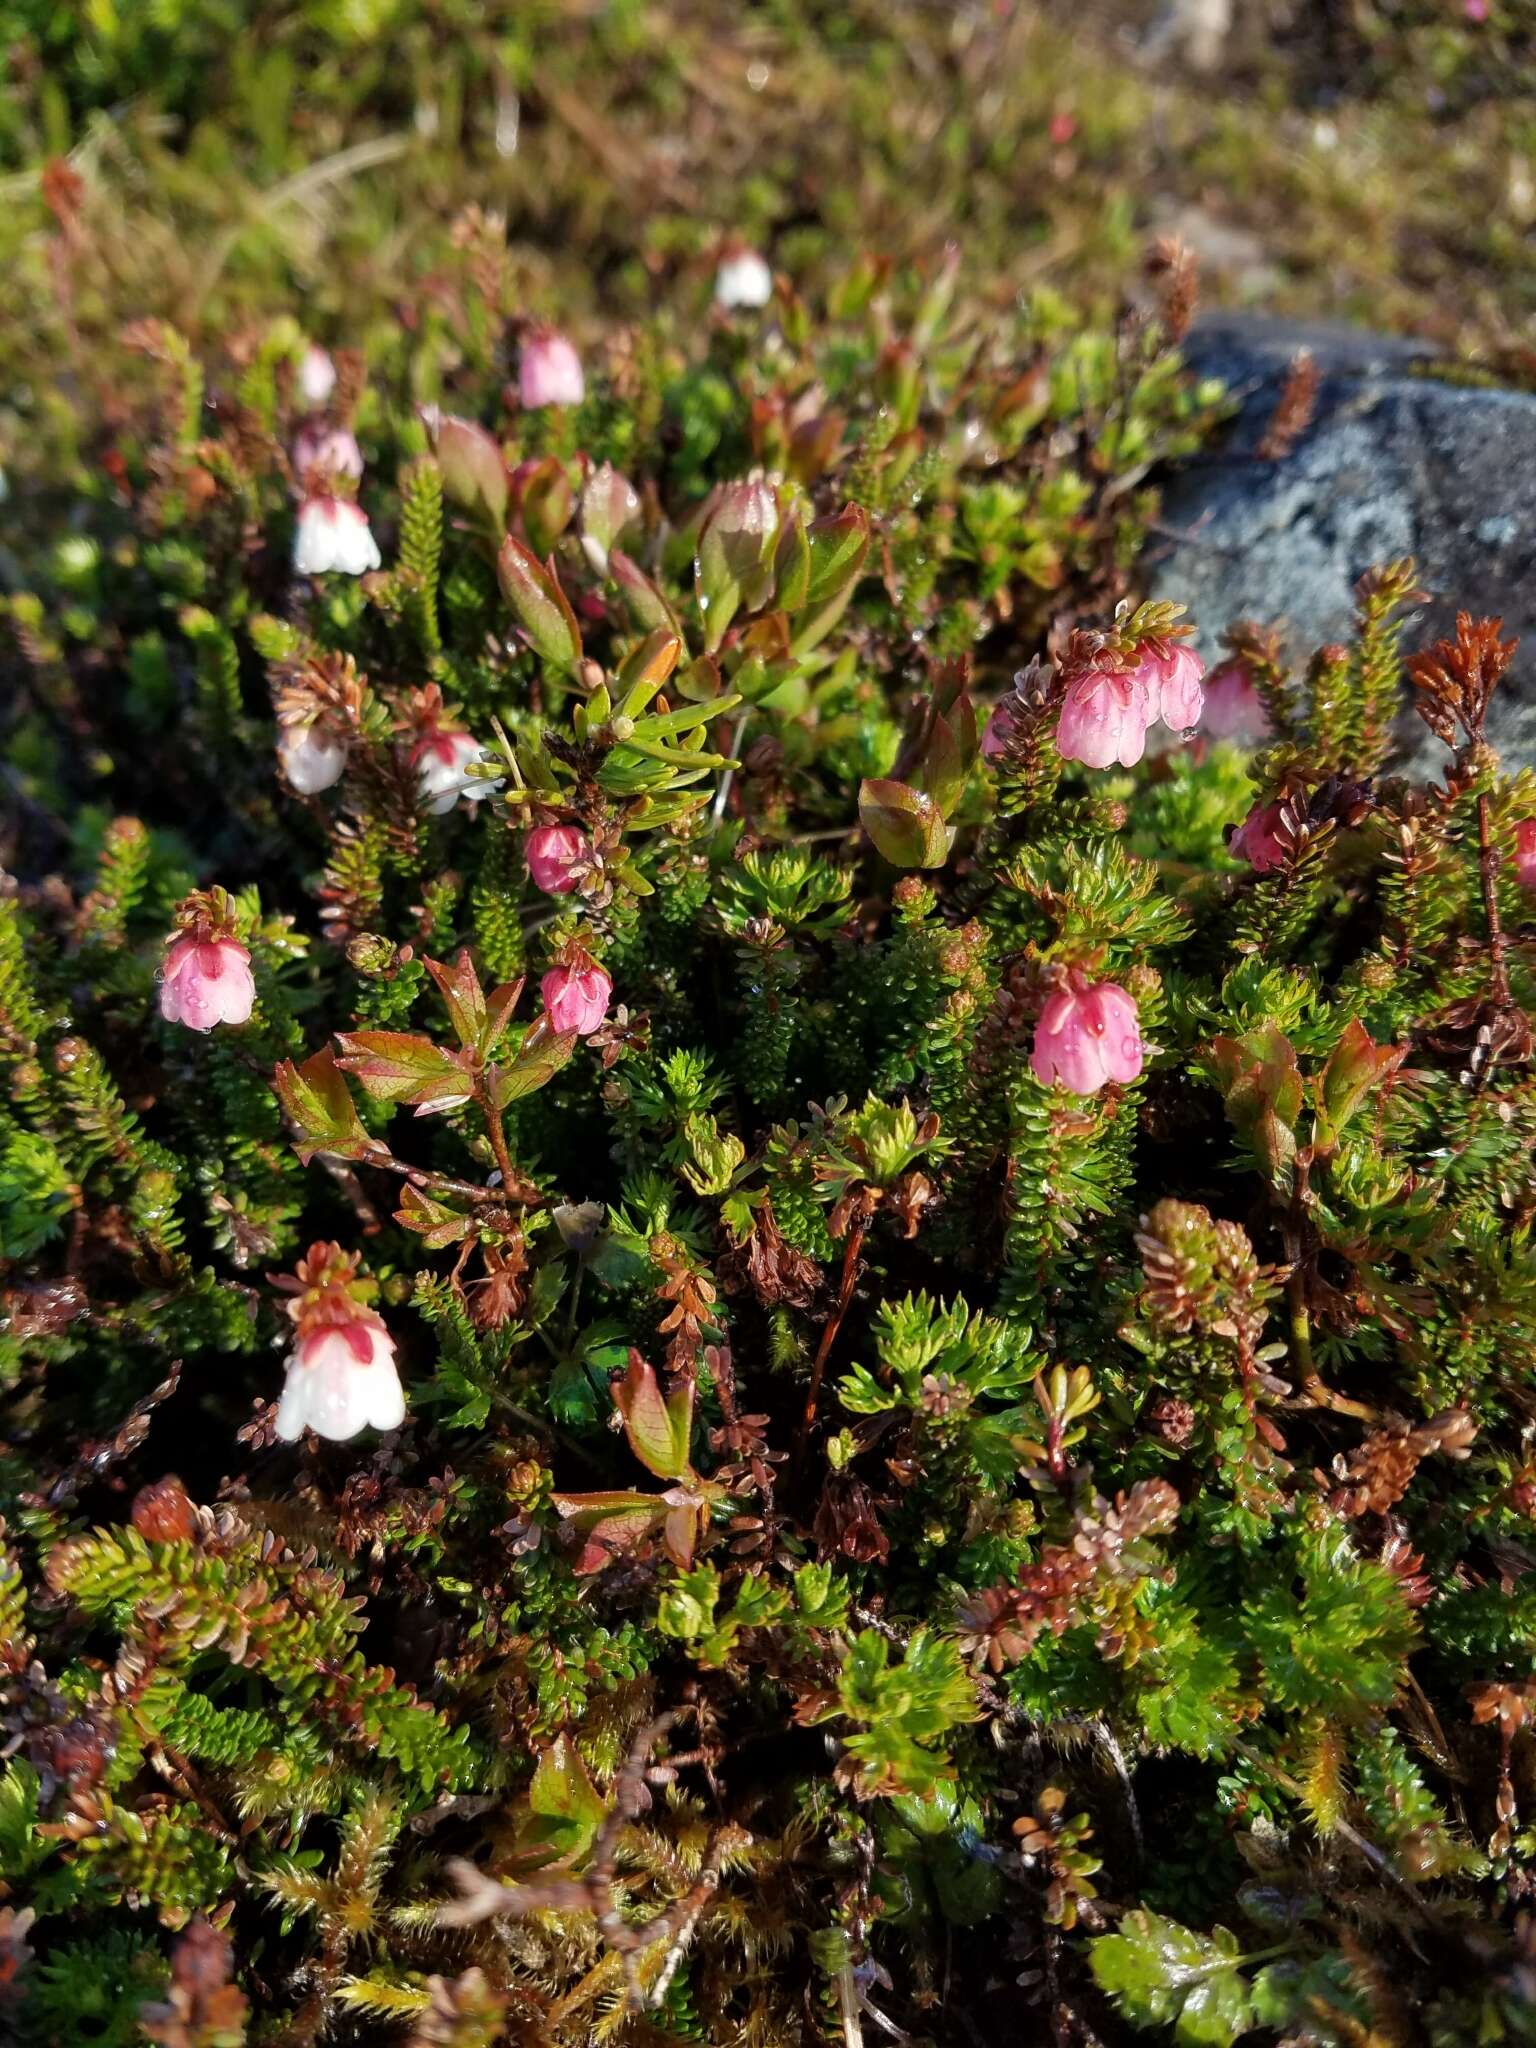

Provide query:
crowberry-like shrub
left=2, top=236, right=1535, bottom=2048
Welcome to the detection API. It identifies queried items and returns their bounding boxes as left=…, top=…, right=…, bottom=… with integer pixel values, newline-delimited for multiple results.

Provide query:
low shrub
left=2, top=248, right=1535, bottom=2045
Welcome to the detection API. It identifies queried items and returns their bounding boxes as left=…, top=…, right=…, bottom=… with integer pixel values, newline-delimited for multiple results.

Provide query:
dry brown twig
left=436, top=1712, right=751, bottom=2010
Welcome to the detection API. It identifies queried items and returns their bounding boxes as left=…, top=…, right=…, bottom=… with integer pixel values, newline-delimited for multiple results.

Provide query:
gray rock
left=1148, top=312, right=1536, bottom=768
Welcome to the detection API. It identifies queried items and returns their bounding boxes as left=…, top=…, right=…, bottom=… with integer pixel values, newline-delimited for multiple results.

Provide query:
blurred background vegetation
left=2, top=0, right=1534, bottom=494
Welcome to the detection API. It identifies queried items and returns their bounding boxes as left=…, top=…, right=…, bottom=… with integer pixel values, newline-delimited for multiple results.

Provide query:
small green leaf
left=497, top=536, right=582, bottom=671
left=859, top=778, right=951, bottom=869
left=613, top=1350, right=694, bottom=1481
left=333, top=1031, right=473, bottom=1112
left=273, top=1047, right=388, bottom=1163
left=490, top=1019, right=578, bottom=1105
left=433, top=415, right=508, bottom=531
left=1090, top=1911, right=1257, bottom=2047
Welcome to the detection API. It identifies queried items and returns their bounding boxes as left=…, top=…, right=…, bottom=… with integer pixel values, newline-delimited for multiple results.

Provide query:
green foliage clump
left=2, top=228, right=1536, bottom=2048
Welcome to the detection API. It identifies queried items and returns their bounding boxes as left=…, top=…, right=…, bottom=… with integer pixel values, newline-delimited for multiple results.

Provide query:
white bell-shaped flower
left=275, top=1321, right=405, bottom=1442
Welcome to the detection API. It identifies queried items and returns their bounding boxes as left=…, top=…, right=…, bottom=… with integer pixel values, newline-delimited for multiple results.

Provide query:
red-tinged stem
left=801, top=1214, right=868, bottom=1444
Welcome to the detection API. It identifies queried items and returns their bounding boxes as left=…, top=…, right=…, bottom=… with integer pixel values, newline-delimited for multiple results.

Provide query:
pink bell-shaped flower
left=275, top=1319, right=406, bottom=1443
left=519, top=328, right=585, bottom=409
left=541, top=953, right=612, bottom=1036
left=1055, top=663, right=1156, bottom=770
left=1150, top=643, right=1206, bottom=732
left=159, top=933, right=256, bottom=1033
left=1201, top=659, right=1271, bottom=744
left=1229, top=800, right=1289, bottom=874
left=1030, top=979, right=1145, bottom=1096
left=1515, top=817, right=1536, bottom=890
left=526, top=824, right=592, bottom=895
left=278, top=722, right=347, bottom=795
left=291, top=422, right=364, bottom=489
left=293, top=497, right=381, bottom=577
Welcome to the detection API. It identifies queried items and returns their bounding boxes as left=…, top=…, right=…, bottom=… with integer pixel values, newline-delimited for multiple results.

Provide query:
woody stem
left=801, top=1215, right=867, bottom=1444
left=1477, top=792, right=1511, bottom=1007
left=480, top=1089, right=519, bottom=1195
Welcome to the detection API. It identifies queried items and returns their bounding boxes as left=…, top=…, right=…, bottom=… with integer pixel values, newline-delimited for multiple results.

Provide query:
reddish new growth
left=1408, top=613, right=1517, bottom=752
left=955, top=1480, right=1181, bottom=1672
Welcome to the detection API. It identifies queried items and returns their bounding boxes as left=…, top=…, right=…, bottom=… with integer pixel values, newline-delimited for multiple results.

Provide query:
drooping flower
left=159, top=895, right=256, bottom=1033
left=715, top=244, right=774, bottom=310
left=1201, top=659, right=1272, bottom=744
left=542, top=952, right=612, bottom=1036
left=1515, top=817, right=1536, bottom=890
left=1055, top=661, right=1156, bottom=769
left=293, top=497, right=381, bottom=578
left=298, top=344, right=337, bottom=408
left=413, top=729, right=487, bottom=815
left=519, top=328, right=585, bottom=409
left=1149, top=642, right=1206, bottom=732
left=1030, top=979, right=1145, bottom=1096
left=526, top=823, right=592, bottom=895
left=277, top=721, right=347, bottom=795
left=271, top=1242, right=404, bottom=1443
left=291, top=422, right=364, bottom=489
left=1229, top=799, right=1290, bottom=873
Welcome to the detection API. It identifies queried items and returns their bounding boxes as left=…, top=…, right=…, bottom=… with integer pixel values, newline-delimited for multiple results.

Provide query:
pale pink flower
left=298, top=345, right=337, bottom=408
left=542, top=958, right=612, bottom=1036
left=291, top=422, right=364, bottom=489
left=1465, top=0, right=1489, bottom=22
left=1031, top=980, right=1145, bottom=1096
left=715, top=246, right=774, bottom=310
left=413, top=730, right=488, bottom=815
left=293, top=497, right=380, bottom=577
left=1055, top=664, right=1156, bottom=769
left=1515, top=817, right=1536, bottom=890
left=278, top=723, right=347, bottom=795
left=1150, top=643, right=1206, bottom=732
left=1201, top=660, right=1271, bottom=744
left=519, top=329, right=585, bottom=409
left=526, top=824, right=591, bottom=894
left=275, top=1320, right=405, bottom=1443
left=159, top=934, right=256, bottom=1033
left=1229, top=800, right=1289, bottom=873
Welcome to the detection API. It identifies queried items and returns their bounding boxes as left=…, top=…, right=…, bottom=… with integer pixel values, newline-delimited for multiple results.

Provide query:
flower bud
left=1229, top=800, right=1289, bottom=874
left=542, top=956, right=612, bottom=1036
left=1515, top=818, right=1536, bottom=891
left=526, top=824, right=592, bottom=895
left=519, top=328, right=585, bottom=409
left=291, top=423, right=364, bottom=490
left=1202, top=659, right=1271, bottom=744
